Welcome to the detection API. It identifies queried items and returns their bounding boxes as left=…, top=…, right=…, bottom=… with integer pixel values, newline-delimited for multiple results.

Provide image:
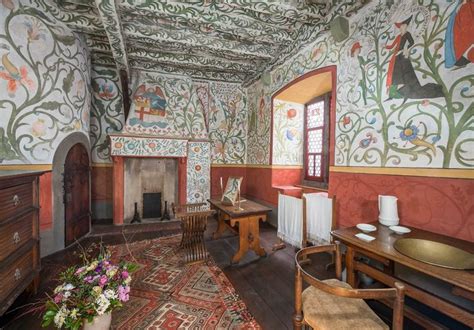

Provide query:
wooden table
left=332, top=223, right=474, bottom=328
left=208, top=198, right=271, bottom=264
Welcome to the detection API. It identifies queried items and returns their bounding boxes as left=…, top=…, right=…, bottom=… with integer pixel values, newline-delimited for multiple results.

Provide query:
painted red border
left=269, top=65, right=337, bottom=167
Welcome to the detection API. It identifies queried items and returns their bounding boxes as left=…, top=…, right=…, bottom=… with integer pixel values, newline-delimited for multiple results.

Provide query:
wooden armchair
left=175, top=204, right=214, bottom=264
left=173, top=202, right=208, bottom=215
left=294, top=242, right=405, bottom=330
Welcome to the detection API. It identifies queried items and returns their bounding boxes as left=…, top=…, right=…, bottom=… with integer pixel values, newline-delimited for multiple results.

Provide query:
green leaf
left=63, top=70, right=75, bottom=94
left=39, top=101, right=62, bottom=110
left=55, top=33, right=76, bottom=46
left=0, top=127, right=18, bottom=161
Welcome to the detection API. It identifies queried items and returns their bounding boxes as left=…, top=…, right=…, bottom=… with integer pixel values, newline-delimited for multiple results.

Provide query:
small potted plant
left=42, top=246, right=136, bottom=330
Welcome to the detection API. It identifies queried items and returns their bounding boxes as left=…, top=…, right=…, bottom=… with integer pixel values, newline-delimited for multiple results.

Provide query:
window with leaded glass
left=304, top=94, right=330, bottom=185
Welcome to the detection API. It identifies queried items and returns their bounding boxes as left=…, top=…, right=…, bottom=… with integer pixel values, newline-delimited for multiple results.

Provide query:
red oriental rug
left=108, top=235, right=260, bottom=329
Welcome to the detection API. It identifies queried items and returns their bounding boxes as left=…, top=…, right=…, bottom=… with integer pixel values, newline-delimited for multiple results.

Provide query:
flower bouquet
left=42, top=247, right=137, bottom=329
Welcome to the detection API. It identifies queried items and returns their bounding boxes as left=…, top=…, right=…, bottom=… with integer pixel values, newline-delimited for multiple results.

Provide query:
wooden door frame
left=64, top=142, right=91, bottom=247
left=46, top=133, right=91, bottom=256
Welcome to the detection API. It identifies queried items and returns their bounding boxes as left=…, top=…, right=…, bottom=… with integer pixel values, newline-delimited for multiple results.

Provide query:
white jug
left=378, top=195, right=399, bottom=226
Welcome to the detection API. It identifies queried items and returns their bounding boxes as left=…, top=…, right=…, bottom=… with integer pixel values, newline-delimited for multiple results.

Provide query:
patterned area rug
left=108, top=235, right=260, bottom=329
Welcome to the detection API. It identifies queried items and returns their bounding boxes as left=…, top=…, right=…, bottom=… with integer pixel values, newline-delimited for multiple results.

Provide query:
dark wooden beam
left=119, top=69, right=131, bottom=121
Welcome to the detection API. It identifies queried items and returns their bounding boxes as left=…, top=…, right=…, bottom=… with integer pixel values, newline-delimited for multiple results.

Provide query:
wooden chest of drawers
left=0, top=171, right=42, bottom=316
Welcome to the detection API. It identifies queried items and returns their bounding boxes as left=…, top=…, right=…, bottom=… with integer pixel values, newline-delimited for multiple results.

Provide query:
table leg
left=230, top=215, right=266, bottom=264
left=346, top=246, right=357, bottom=288
left=212, top=211, right=228, bottom=239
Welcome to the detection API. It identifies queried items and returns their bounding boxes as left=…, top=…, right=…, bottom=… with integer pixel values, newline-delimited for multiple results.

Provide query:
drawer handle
left=13, top=232, right=20, bottom=244
left=12, top=194, right=20, bottom=207
left=14, top=268, right=21, bottom=281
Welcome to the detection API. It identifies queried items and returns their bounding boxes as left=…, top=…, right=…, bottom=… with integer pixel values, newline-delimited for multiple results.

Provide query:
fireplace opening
left=143, top=192, right=162, bottom=218
left=124, top=158, right=178, bottom=223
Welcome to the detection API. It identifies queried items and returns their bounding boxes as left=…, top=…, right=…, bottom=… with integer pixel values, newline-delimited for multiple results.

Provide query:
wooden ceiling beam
left=218, top=0, right=327, bottom=22
left=128, top=45, right=261, bottom=70
left=127, top=48, right=257, bottom=74
left=94, top=0, right=129, bottom=76
left=129, top=60, right=246, bottom=83
left=126, top=38, right=267, bottom=63
left=118, top=0, right=295, bottom=35
left=120, top=12, right=290, bottom=45
left=124, top=24, right=274, bottom=60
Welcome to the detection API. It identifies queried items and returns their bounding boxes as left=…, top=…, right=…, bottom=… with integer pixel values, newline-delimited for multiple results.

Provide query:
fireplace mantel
left=109, top=134, right=211, bottom=225
left=110, top=134, right=188, bottom=158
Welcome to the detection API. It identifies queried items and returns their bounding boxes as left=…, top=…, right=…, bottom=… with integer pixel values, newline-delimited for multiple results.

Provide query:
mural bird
left=359, top=132, right=377, bottom=148
left=0, top=53, right=35, bottom=97
left=399, top=125, right=437, bottom=156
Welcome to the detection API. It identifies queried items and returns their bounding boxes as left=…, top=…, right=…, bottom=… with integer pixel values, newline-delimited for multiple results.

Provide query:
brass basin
left=394, top=238, right=474, bottom=270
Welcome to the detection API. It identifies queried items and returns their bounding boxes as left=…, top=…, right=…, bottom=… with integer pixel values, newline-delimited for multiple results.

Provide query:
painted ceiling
left=48, top=0, right=364, bottom=84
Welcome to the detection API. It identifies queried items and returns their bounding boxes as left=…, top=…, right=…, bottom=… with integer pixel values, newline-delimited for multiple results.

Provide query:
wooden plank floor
left=204, top=220, right=333, bottom=329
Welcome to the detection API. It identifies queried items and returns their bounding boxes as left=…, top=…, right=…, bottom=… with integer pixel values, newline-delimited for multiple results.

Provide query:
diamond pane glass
left=308, top=155, right=314, bottom=177
left=314, top=155, right=322, bottom=177
left=308, top=129, right=323, bottom=153
left=307, top=100, right=325, bottom=128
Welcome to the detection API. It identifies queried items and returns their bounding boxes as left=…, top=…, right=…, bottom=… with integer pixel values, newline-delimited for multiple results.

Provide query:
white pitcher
left=378, top=195, right=399, bottom=226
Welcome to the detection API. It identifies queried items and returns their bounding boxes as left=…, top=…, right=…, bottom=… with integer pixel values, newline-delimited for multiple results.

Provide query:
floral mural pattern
left=208, top=81, right=247, bottom=164
left=246, top=79, right=271, bottom=164
left=0, top=0, right=90, bottom=163
left=90, top=65, right=124, bottom=163
left=187, top=141, right=211, bottom=203
left=247, top=0, right=473, bottom=169
left=109, top=136, right=187, bottom=158
left=272, top=99, right=304, bottom=165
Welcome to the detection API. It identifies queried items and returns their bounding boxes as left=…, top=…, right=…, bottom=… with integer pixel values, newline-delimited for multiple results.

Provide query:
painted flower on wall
left=0, top=54, right=35, bottom=97
left=359, top=132, right=377, bottom=148
left=399, top=124, right=437, bottom=155
left=73, top=118, right=81, bottom=130
left=1, top=0, right=14, bottom=10
left=31, top=118, right=46, bottom=137
left=214, top=142, right=225, bottom=158
left=287, top=108, right=297, bottom=119
left=24, top=18, right=46, bottom=43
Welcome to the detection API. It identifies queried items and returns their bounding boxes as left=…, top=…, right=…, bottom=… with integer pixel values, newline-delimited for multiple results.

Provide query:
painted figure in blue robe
left=445, top=0, right=474, bottom=69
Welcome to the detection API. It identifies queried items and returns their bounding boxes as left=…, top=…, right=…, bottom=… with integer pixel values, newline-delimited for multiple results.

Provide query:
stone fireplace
left=124, top=158, right=178, bottom=222
left=109, top=134, right=211, bottom=225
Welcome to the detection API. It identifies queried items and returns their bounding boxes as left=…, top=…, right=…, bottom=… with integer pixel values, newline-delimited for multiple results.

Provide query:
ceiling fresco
left=49, top=0, right=365, bottom=83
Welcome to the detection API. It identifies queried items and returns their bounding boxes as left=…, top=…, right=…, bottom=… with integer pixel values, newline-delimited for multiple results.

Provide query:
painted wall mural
left=90, top=64, right=124, bottom=163
left=246, top=79, right=272, bottom=165
left=246, top=0, right=473, bottom=169
left=125, top=70, right=207, bottom=139
left=0, top=0, right=90, bottom=164
left=109, top=135, right=188, bottom=158
left=187, top=141, right=211, bottom=204
left=123, top=72, right=248, bottom=165
left=208, top=81, right=247, bottom=164
left=272, top=99, right=304, bottom=165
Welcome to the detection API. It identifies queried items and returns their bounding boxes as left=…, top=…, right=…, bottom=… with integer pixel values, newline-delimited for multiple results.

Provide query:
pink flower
left=98, top=275, right=108, bottom=287
left=121, top=271, right=129, bottom=279
left=118, top=285, right=130, bottom=302
left=75, top=267, right=85, bottom=275
left=54, top=293, right=63, bottom=303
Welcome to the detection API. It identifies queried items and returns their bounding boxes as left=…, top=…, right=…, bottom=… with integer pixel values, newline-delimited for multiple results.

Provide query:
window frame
left=303, top=93, right=330, bottom=185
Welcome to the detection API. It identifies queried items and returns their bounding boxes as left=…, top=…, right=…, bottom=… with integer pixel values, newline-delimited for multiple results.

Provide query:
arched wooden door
left=64, top=143, right=90, bottom=247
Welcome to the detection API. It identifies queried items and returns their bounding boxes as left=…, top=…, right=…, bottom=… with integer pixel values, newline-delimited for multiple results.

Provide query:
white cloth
left=303, top=192, right=333, bottom=244
left=277, top=193, right=304, bottom=248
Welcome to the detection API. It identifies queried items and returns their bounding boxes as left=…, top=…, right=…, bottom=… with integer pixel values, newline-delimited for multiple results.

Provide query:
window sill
left=295, top=184, right=328, bottom=192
